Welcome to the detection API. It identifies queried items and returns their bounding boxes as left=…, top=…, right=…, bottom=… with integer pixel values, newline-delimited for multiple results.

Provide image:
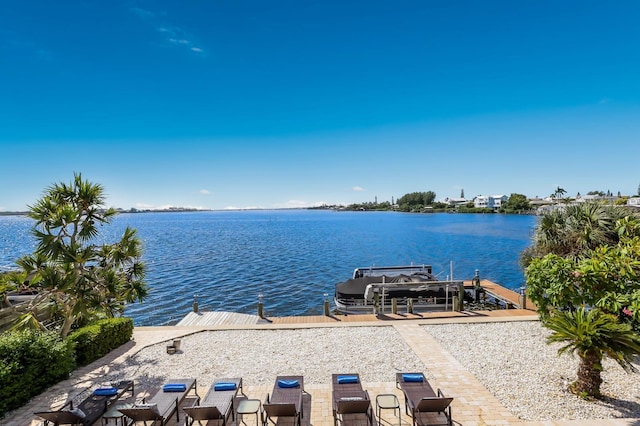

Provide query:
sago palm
left=545, top=307, right=640, bottom=398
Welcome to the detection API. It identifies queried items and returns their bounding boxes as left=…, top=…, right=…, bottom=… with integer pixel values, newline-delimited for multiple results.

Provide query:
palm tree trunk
left=576, top=350, right=603, bottom=397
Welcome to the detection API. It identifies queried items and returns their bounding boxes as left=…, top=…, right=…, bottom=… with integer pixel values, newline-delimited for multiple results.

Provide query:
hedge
left=0, top=329, right=75, bottom=417
left=67, top=317, right=134, bottom=366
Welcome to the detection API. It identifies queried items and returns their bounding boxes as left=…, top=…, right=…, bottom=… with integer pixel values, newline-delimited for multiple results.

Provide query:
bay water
left=0, top=210, right=537, bottom=325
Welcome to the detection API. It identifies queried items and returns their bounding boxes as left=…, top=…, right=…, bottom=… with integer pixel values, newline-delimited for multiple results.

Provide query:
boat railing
left=337, top=296, right=451, bottom=307
left=354, top=264, right=432, bottom=278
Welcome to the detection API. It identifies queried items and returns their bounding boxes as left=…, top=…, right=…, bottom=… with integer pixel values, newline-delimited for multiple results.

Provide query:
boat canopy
left=335, top=273, right=437, bottom=298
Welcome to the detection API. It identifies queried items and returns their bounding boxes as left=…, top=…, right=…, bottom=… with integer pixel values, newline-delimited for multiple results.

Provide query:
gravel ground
left=423, top=321, right=640, bottom=421
left=103, top=327, right=428, bottom=392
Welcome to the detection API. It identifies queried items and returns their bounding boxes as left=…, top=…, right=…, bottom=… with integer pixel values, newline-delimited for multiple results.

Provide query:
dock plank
left=175, top=311, right=261, bottom=326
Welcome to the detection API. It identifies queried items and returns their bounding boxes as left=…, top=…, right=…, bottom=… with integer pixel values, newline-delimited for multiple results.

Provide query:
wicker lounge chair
left=35, top=380, right=134, bottom=426
left=183, top=377, right=242, bottom=426
left=263, top=375, right=304, bottom=426
left=120, top=378, right=198, bottom=425
left=395, top=373, right=453, bottom=426
left=331, top=374, right=374, bottom=426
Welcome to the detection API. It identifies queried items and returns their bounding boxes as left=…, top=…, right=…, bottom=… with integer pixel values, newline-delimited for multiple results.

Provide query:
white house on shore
left=443, top=197, right=468, bottom=207
left=473, top=195, right=508, bottom=209
left=628, top=197, right=640, bottom=208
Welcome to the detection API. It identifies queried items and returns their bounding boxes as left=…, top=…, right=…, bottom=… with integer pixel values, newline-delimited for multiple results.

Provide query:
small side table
left=376, top=394, right=400, bottom=426
left=102, top=402, right=133, bottom=426
left=237, top=398, right=261, bottom=426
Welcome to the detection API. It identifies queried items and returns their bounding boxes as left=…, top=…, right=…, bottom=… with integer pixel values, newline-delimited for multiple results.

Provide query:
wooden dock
left=176, top=311, right=261, bottom=326
left=476, top=279, right=536, bottom=310
left=173, top=279, right=537, bottom=326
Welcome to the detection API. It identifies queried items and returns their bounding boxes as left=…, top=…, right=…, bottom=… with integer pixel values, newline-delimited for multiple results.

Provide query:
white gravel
left=423, top=321, right=640, bottom=421
left=104, top=327, right=427, bottom=391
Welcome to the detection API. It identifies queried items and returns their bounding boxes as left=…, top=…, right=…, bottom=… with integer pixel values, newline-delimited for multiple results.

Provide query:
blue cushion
left=337, top=375, right=359, bottom=384
left=214, top=382, right=237, bottom=391
left=163, top=383, right=187, bottom=392
left=402, top=374, right=424, bottom=383
left=93, top=387, right=118, bottom=396
left=277, top=379, right=300, bottom=388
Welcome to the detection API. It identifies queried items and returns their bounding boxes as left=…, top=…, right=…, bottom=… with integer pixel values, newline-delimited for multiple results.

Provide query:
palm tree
left=545, top=307, right=640, bottom=398
left=552, top=186, right=567, bottom=202
left=14, top=173, right=148, bottom=337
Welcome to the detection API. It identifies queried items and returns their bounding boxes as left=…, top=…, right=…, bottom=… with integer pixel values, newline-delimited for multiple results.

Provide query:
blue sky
left=1, top=1, right=639, bottom=211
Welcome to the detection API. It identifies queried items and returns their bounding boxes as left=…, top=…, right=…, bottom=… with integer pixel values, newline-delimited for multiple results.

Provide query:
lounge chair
left=120, top=378, right=198, bottom=425
left=183, top=377, right=242, bottom=426
left=395, top=373, right=453, bottom=426
left=263, top=375, right=304, bottom=426
left=35, top=380, right=134, bottom=426
left=331, top=374, right=374, bottom=426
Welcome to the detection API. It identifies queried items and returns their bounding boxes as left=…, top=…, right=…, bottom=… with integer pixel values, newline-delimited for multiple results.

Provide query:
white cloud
left=132, top=9, right=205, bottom=56
left=199, top=189, right=211, bottom=195
left=270, top=200, right=330, bottom=208
left=352, top=186, right=365, bottom=192
left=135, top=202, right=154, bottom=209
left=131, top=7, right=154, bottom=20
left=285, top=200, right=310, bottom=208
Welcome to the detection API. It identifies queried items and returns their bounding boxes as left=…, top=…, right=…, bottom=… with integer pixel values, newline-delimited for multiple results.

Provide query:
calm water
left=0, top=210, right=537, bottom=325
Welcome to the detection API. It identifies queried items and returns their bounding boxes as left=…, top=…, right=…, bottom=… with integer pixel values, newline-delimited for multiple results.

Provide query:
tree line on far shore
left=332, top=191, right=533, bottom=213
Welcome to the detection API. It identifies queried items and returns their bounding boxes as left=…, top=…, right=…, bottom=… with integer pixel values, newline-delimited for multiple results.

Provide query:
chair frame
left=262, top=375, right=304, bottom=426
left=120, top=378, right=198, bottom=426
left=35, top=380, right=134, bottom=426
left=395, top=373, right=452, bottom=426
left=331, top=373, right=374, bottom=426
left=183, top=377, right=243, bottom=426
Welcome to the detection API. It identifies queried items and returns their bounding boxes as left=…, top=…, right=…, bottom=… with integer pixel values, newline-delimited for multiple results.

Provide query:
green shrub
left=0, top=329, right=75, bottom=418
left=67, top=317, right=133, bottom=366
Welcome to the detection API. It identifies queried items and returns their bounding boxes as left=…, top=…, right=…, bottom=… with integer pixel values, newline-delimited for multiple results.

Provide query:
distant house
left=443, top=197, right=467, bottom=207
left=492, top=195, right=508, bottom=209
left=474, top=195, right=494, bottom=209
left=473, top=195, right=507, bottom=210
left=628, top=197, right=640, bottom=208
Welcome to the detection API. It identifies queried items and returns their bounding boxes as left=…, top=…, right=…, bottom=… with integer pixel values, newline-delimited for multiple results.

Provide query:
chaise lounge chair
left=331, top=374, right=374, bottom=426
left=35, top=380, right=134, bottom=426
left=396, top=373, right=453, bottom=426
left=183, top=377, right=242, bottom=426
left=120, top=378, right=198, bottom=425
left=263, top=375, right=304, bottom=426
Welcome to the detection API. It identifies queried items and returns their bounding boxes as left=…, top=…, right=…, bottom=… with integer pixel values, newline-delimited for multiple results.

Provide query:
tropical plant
left=545, top=307, right=640, bottom=398
left=521, top=201, right=640, bottom=266
left=525, top=235, right=640, bottom=319
left=13, top=173, right=148, bottom=338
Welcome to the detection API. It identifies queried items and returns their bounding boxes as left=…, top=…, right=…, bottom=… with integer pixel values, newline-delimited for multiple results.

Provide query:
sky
left=1, top=1, right=639, bottom=211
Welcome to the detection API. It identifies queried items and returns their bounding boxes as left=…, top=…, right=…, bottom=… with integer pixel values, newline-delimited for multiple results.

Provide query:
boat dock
left=467, top=278, right=534, bottom=310
left=176, top=279, right=536, bottom=326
